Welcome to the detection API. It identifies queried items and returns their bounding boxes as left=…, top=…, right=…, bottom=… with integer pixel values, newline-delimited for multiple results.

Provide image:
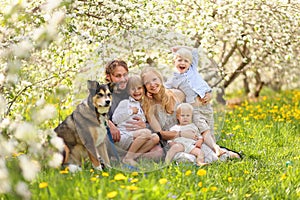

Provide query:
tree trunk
left=253, top=71, right=264, bottom=97
left=243, top=71, right=250, bottom=95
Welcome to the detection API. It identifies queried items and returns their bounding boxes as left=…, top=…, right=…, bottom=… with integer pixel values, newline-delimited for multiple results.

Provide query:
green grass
left=2, top=90, right=300, bottom=200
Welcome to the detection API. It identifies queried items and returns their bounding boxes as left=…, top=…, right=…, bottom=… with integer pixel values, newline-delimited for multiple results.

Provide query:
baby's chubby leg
left=190, top=147, right=207, bottom=166
left=165, top=143, right=184, bottom=164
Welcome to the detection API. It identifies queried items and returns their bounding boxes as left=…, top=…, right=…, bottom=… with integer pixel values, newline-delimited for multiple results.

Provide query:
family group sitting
left=105, top=46, right=241, bottom=167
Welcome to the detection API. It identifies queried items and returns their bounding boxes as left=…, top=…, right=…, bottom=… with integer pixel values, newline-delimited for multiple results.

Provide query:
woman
left=141, top=67, right=241, bottom=164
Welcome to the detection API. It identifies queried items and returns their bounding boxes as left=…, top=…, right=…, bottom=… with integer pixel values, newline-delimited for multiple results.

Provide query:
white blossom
left=15, top=181, right=31, bottom=200
left=19, top=156, right=40, bottom=181
left=0, top=73, right=5, bottom=86
left=50, top=136, right=65, bottom=152
left=41, top=0, right=62, bottom=12
left=48, top=152, right=63, bottom=168
left=0, top=159, right=11, bottom=193
left=12, top=40, right=33, bottom=58
left=14, top=122, right=38, bottom=143
left=32, top=105, right=57, bottom=124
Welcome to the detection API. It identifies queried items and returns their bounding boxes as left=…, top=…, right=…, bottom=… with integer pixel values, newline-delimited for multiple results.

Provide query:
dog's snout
left=105, top=100, right=111, bottom=106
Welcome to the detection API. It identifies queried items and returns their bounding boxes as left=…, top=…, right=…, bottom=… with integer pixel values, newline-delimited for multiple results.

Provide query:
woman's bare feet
left=228, top=151, right=241, bottom=159
left=216, top=146, right=226, bottom=157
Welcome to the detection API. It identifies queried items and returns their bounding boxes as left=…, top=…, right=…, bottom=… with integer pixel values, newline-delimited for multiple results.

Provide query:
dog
left=54, top=80, right=112, bottom=171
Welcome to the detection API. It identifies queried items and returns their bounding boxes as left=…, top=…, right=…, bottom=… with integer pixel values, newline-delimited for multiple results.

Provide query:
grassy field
left=2, top=90, right=300, bottom=200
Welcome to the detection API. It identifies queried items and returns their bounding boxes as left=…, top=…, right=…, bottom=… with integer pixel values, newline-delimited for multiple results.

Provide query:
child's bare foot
left=123, top=158, right=138, bottom=166
left=196, top=162, right=209, bottom=167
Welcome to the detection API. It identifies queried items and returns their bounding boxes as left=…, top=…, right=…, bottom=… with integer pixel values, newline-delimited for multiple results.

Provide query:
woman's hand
left=180, top=129, right=198, bottom=140
left=146, top=91, right=153, bottom=99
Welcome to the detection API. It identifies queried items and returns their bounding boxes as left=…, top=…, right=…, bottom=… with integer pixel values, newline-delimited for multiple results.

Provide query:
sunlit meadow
left=1, top=89, right=300, bottom=200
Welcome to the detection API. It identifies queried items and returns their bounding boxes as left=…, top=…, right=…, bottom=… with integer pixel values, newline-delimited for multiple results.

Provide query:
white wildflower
left=68, top=164, right=82, bottom=173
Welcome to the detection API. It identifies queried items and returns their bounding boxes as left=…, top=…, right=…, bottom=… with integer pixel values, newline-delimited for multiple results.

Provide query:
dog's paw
left=93, top=165, right=103, bottom=171
left=68, top=164, right=82, bottom=173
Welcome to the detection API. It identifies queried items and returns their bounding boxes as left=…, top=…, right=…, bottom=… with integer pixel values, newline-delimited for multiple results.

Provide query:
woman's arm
left=170, top=89, right=185, bottom=103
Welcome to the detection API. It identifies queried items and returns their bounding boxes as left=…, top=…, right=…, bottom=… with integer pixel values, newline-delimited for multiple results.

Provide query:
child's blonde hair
left=127, top=75, right=143, bottom=91
left=174, top=48, right=192, bottom=63
left=176, top=103, right=194, bottom=117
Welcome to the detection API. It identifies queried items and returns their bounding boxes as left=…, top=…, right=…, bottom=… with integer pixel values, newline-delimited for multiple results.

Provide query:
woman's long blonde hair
left=141, top=67, right=177, bottom=120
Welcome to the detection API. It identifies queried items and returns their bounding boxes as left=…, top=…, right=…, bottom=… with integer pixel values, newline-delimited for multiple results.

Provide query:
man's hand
left=108, top=120, right=120, bottom=142
left=125, top=116, right=146, bottom=131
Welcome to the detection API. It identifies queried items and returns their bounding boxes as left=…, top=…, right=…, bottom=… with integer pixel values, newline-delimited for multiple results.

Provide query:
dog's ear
left=87, top=80, right=100, bottom=96
left=107, top=82, right=116, bottom=93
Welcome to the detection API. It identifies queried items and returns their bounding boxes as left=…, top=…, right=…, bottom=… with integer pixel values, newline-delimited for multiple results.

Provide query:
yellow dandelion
left=90, top=177, right=97, bottom=182
left=39, top=182, right=48, bottom=189
left=120, top=185, right=126, bottom=188
left=198, top=182, right=202, bottom=187
left=244, top=170, right=250, bottom=174
left=228, top=177, right=233, bottom=183
left=210, top=186, right=217, bottom=191
left=245, top=193, right=251, bottom=198
left=102, top=172, right=109, bottom=177
left=185, top=170, right=192, bottom=176
left=130, top=178, right=139, bottom=183
left=106, top=191, right=118, bottom=199
left=226, top=188, right=233, bottom=193
left=159, top=178, right=168, bottom=184
left=12, top=152, right=24, bottom=157
left=127, top=185, right=138, bottom=191
left=131, top=171, right=139, bottom=176
left=197, top=169, right=207, bottom=176
left=185, top=192, right=192, bottom=196
left=201, top=188, right=208, bottom=193
left=60, top=170, right=69, bottom=174
left=114, top=173, right=126, bottom=181
left=90, top=169, right=94, bottom=173
left=280, top=173, right=287, bottom=181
